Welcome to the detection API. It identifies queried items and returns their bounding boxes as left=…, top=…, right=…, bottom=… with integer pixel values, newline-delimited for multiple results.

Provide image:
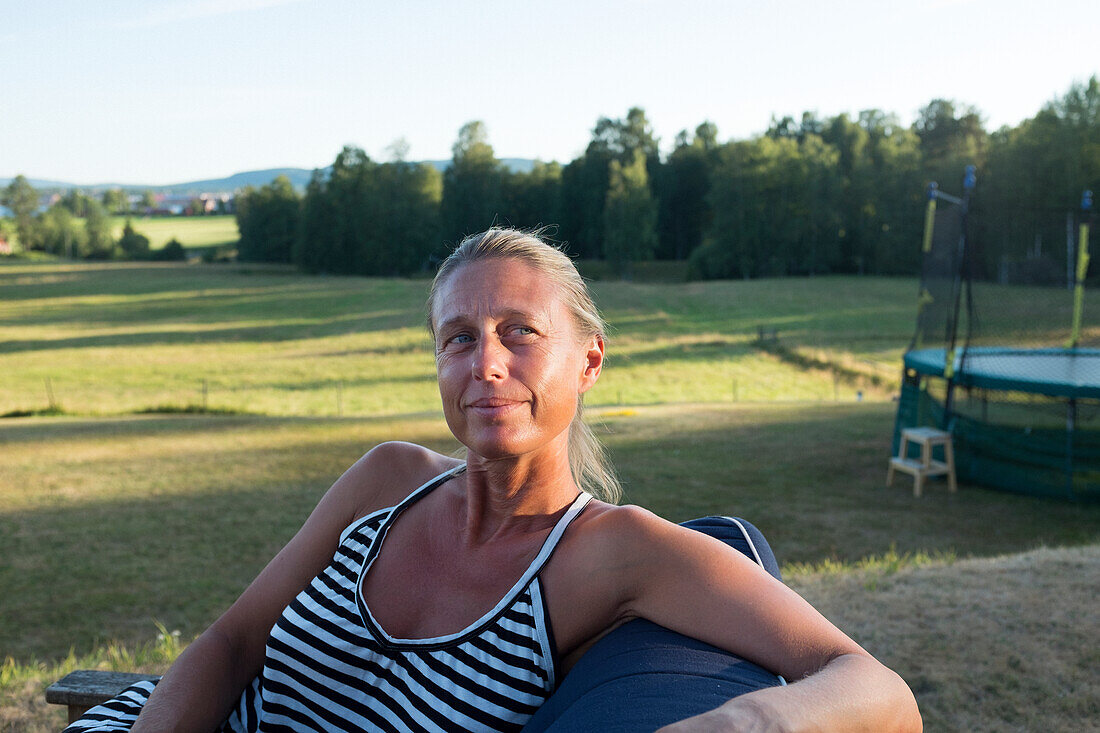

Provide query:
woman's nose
left=471, top=336, right=507, bottom=381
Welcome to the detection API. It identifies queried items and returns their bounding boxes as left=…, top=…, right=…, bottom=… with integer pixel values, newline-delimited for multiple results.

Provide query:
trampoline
left=905, top=348, right=1100, bottom=400
left=893, top=175, right=1098, bottom=500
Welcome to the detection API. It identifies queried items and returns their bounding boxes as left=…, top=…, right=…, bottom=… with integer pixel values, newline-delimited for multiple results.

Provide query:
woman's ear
left=579, top=335, right=604, bottom=394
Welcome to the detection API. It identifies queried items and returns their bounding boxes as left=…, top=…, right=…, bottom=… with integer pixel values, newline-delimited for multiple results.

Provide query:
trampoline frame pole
left=922, top=183, right=938, bottom=254
left=1068, top=190, right=1092, bottom=349
left=914, top=183, right=940, bottom=352
left=943, top=166, right=977, bottom=423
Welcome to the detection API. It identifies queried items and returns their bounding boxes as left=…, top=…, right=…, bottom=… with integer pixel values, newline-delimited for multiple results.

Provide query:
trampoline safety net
left=895, top=179, right=1099, bottom=500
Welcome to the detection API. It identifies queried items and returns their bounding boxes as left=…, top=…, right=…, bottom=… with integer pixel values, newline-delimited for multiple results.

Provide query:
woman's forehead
left=433, top=259, right=568, bottom=320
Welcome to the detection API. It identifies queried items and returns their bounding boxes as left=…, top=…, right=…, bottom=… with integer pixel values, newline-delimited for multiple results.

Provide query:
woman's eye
left=513, top=326, right=535, bottom=336
left=439, top=333, right=472, bottom=349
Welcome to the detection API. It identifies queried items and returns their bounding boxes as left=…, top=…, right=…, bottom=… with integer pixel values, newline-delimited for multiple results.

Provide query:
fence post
left=45, top=377, right=57, bottom=410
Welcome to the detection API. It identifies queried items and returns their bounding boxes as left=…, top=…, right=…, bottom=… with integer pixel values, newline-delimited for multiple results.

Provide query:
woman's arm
left=609, top=507, right=922, bottom=733
left=130, top=441, right=444, bottom=732
left=657, top=653, right=919, bottom=733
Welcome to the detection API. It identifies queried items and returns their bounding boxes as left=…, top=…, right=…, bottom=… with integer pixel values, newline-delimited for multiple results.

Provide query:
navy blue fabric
left=521, top=517, right=783, bottom=732
left=679, top=516, right=781, bottom=581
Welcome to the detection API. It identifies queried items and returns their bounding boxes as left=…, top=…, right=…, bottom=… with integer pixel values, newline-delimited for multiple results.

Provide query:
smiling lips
left=467, top=397, right=526, bottom=417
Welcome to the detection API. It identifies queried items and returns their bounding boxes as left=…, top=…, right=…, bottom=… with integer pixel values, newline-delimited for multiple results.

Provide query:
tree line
left=0, top=185, right=189, bottom=261
left=7, top=77, right=1098, bottom=280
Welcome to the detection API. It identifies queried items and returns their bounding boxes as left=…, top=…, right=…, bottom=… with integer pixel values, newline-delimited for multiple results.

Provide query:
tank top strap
left=525, top=490, right=592, bottom=580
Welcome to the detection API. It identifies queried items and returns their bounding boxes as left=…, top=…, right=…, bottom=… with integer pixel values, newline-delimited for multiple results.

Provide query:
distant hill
left=156, top=168, right=317, bottom=194
left=1, top=158, right=539, bottom=195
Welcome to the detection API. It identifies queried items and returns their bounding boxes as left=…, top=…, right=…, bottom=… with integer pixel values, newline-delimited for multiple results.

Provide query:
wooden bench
left=46, top=670, right=159, bottom=724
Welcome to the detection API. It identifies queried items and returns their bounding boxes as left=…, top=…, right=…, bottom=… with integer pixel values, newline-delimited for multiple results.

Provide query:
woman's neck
left=458, top=438, right=580, bottom=545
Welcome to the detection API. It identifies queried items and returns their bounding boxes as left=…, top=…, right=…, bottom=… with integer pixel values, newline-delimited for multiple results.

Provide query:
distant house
left=39, top=193, right=60, bottom=213
left=0, top=233, right=11, bottom=255
left=204, top=193, right=234, bottom=214
left=145, top=193, right=234, bottom=216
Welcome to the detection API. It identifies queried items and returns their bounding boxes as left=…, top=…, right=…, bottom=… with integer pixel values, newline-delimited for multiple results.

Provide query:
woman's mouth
left=467, top=398, right=525, bottom=417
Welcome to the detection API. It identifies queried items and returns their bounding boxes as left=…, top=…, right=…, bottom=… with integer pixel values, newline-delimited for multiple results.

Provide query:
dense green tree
left=698, top=132, right=842, bottom=279
left=440, top=121, right=505, bottom=239
left=980, top=76, right=1100, bottom=282
left=858, top=111, right=924, bottom=274
left=297, top=168, right=341, bottom=273
left=83, top=199, right=116, bottom=259
left=559, top=152, right=611, bottom=258
left=2, top=175, right=40, bottom=248
left=118, top=219, right=151, bottom=259
left=207, top=84, right=1100, bottom=282
left=236, top=175, right=300, bottom=263
left=603, top=150, right=658, bottom=275
left=101, top=188, right=130, bottom=214
left=913, top=99, right=987, bottom=188
left=152, top=238, right=187, bottom=261
left=561, top=107, right=660, bottom=259
left=59, top=189, right=94, bottom=218
left=31, top=206, right=87, bottom=258
left=367, top=159, right=443, bottom=274
left=502, top=161, right=562, bottom=231
left=296, top=146, right=441, bottom=275
left=658, top=122, right=718, bottom=259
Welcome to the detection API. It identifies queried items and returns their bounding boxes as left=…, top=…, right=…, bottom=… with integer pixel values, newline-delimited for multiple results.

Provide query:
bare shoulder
left=572, top=502, right=682, bottom=547
left=330, top=441, right=463, bottom=521
left=562, top=502, right=760, bottom=592
left=546, top=503, right=723, bottom=658
left=559, top=502, right=689, bottom=574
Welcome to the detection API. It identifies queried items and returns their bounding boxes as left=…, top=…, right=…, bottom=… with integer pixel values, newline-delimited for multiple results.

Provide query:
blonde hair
left=427, top=228, right=622, bottom=503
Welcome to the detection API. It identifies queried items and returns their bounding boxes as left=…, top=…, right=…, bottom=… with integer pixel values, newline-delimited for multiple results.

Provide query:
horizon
left=3, top=0, right=1097, bottom=186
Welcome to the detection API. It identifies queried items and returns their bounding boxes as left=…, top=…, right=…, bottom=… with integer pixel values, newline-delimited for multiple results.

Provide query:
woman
left=70, top=228, right=921, bottom=732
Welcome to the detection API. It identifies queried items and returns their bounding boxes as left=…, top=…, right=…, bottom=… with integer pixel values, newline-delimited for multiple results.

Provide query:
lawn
left=0, top=262, right=915, bottom=419
left=108, top=215, right=238, bottom=251
left=3, top=405, right=1099, bottom=732
left=3, top=261, right=1099, bottom=731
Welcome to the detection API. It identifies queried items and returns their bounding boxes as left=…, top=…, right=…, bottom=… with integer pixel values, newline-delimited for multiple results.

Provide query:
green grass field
left=3, top=261, right=1099, bottom=731
left=0, top=262, right=914, bottom=418
left=108, top=215, right=238, bottom=251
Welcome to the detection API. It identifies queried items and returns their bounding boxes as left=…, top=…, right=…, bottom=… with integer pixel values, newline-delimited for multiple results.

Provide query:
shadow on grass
left=0, top=412, right=450, bottom=447
left=752, top=341, right=896, bottom=389
left=1, top=419, right=461, bottom=662
left=601, top=404, right=1100, bottom=565
left=5, top=405, right=1099, bottom=665
left=0, top=263, right=301, bottom=302
left=0, top=308, right=427, bottom=355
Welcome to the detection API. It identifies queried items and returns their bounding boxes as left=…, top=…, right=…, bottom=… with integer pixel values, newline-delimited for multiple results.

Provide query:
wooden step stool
left=887, top=427, right=957, bottom=497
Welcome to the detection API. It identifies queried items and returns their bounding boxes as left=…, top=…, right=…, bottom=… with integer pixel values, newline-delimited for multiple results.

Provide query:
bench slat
left=46, top=670, right=159, bottom=708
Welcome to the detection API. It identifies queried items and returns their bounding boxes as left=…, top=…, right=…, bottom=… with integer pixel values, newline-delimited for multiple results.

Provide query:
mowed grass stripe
left=1, top=263, right=915, bottom=417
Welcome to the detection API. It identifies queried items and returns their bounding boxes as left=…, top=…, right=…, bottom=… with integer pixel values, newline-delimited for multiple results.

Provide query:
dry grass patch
left=790, top=545, right=1100, bottom=732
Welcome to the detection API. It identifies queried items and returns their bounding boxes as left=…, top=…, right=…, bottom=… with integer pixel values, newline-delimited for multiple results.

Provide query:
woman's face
left=431, top=258, right=603, bottom=462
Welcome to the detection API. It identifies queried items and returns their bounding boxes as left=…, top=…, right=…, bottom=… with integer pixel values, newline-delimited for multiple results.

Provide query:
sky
left=2, top=0, right=1097, bottom=186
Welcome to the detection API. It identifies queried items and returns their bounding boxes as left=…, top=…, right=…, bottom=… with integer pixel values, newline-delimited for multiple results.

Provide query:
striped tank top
left=66, top=464, right=593, bottom=732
